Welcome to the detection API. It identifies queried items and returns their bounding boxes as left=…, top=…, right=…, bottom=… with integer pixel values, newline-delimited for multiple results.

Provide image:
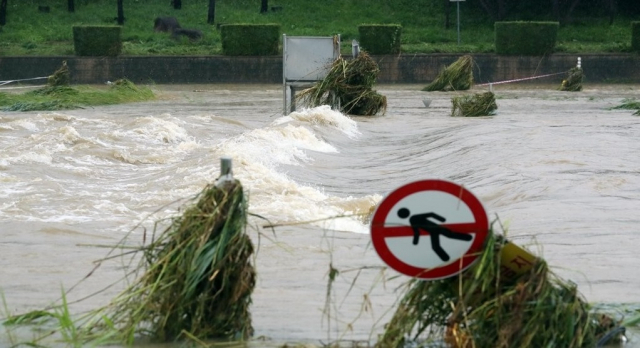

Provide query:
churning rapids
left=1, top=84, right=639, bottom=347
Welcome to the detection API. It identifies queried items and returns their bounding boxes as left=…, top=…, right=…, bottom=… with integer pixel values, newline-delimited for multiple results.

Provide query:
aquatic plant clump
left=99, top=180, right=256, bottom=342
left=560, top=67, right=584, bottom=91
left=295, top=52, right=387, bottom=116
left=451, top=91, right=497, bottom=117
left=423, top=55, right=474, bottom=92
left=377, top=231, right=621, bottom=348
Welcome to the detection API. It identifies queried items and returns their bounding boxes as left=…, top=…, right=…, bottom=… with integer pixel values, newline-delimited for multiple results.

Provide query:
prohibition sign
left=370, top=179, right=489, bottom=280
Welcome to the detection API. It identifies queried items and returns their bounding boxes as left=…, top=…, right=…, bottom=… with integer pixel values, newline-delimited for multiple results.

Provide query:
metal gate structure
left=282, top=34, right=341, bottom=115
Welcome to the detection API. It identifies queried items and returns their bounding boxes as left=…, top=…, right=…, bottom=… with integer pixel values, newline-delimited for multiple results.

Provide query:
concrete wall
left=1, top=53, right=639, bottom=85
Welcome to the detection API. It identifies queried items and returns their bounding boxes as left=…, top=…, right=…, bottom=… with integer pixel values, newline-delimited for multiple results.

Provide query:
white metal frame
left=282, top=34, right=341, bottom=115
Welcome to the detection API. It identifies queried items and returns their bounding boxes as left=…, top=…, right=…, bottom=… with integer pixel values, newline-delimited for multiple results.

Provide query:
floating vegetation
left=560, top=67, right=584, bottom=92
left=451, top=91, right=497, bottom=117
left=377, top=230, right=623, bottom=348
left=612, top=98, right=640, bottom=115
left=295, top=51, right=387, bottom=116
left=423, top=55, right=474, bottom=92
left=4, top=177, right=256, bottom=345
left=0, top=78, right=155, bottom=111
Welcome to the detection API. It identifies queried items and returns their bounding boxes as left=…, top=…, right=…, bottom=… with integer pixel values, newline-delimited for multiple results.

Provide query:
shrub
left=495, top=21, right=559, bottom=56
left=220, top=24, right=280, bottom=56
left=72, top=26, right=122, bottom=57
left=632, top=21, right=640, bottom=52
left=358, top=24, right=402, bottom=55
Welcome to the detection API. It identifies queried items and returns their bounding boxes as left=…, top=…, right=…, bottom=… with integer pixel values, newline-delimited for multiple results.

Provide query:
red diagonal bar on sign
left=382, top=222, right=479, bottom=237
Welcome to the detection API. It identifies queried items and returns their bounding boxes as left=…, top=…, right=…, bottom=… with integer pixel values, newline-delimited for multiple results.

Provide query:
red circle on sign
left=370, top=179, right=489, bottom=280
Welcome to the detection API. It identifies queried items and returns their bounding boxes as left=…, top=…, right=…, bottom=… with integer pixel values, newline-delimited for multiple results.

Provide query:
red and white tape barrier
left=476, top=71, right=567, bottom=87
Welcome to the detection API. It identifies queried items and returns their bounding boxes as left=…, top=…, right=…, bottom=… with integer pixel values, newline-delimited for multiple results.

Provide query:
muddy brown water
left=1, top=84, right=639, bottom=347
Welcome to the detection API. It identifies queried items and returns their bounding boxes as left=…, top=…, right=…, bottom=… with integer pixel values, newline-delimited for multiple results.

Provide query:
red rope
left=476, top=71, right=567, bottom=87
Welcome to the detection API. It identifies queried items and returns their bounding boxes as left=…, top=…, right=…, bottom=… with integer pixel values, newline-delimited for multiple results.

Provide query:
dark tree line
left=470, top=0, right=640, bottom=24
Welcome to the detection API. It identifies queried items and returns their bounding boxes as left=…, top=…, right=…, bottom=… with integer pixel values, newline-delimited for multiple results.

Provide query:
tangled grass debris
left=4, top=179, right=256, bottom=346
left=377, top=229, right=623, bottom=348
left=423, top=55, right=474, bottom=92
left=99, top=180, right=256, bottom=342
left=295, top=52, right=387, bottom=116
left=48, top=60, right=70, bottom=87
left=451, top=91, right=497, bottom=117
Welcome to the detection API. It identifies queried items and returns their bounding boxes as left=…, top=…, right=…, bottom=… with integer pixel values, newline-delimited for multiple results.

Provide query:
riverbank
left=2, top=53, right=640, bottom=86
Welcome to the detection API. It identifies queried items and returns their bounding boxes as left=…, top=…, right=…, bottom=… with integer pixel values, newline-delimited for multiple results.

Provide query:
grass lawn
left=0, top=0, right=635, bottom=56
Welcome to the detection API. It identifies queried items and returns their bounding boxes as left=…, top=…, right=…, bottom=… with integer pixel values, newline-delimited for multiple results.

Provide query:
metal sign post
left=450, top=0, right=465, bottom=45
left=370, top=179, right=489, bottom=280
left=282, top=34, right=341, bottom=115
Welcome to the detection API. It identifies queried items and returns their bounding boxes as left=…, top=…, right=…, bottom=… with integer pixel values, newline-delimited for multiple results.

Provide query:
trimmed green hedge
left=72, top=26, right=122, bottom=57
left=358, top=24, right=402, bottom=55
left=495, top=21, right=559, bottom=56
left=632, top=22, right=640, bottom=52
left=220, top=24, right=280, bottom=56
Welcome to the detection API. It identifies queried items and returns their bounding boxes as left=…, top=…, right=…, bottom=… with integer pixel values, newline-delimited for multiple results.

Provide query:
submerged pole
left=217, top=156, right=234, bottom=187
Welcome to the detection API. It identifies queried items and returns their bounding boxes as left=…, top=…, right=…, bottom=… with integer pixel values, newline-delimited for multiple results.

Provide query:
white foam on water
left=273, top=105, right=361, bottom=138
left=216, top=106, right=372, bottom=233
left=109, top=116, right=195, bottom=145
left=43, top=112, right=76, bottom=122
left=9, top=118, right=40, bottom=131
left=14, top=151, right=54, bottom=165
left=103, top=116, right=200, bottom=164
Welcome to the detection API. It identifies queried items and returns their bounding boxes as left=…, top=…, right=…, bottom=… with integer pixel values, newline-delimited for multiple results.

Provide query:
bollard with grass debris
left=47, top=61, right=70, bottom=87
left=2, top=157, right=256, bottom=345
left=91, top=156, right=256, bottom=343
left=377, top=229, right=624, bottom=348
left=352, top=39, right=360, bottom=58
left=560, top=57, right=584, bottom=92
left=295, top=51, right=387, bottom=116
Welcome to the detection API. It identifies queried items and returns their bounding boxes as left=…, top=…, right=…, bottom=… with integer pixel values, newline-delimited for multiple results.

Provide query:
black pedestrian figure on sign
left=397, top=208, right=473, bottom=262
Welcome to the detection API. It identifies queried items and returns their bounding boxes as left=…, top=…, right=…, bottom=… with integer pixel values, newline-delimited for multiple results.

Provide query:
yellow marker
left=499, top=240, right=537, bottom=282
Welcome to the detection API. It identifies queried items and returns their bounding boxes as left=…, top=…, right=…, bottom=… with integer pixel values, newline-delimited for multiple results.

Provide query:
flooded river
left=1, top=84, right=639, bottom=347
